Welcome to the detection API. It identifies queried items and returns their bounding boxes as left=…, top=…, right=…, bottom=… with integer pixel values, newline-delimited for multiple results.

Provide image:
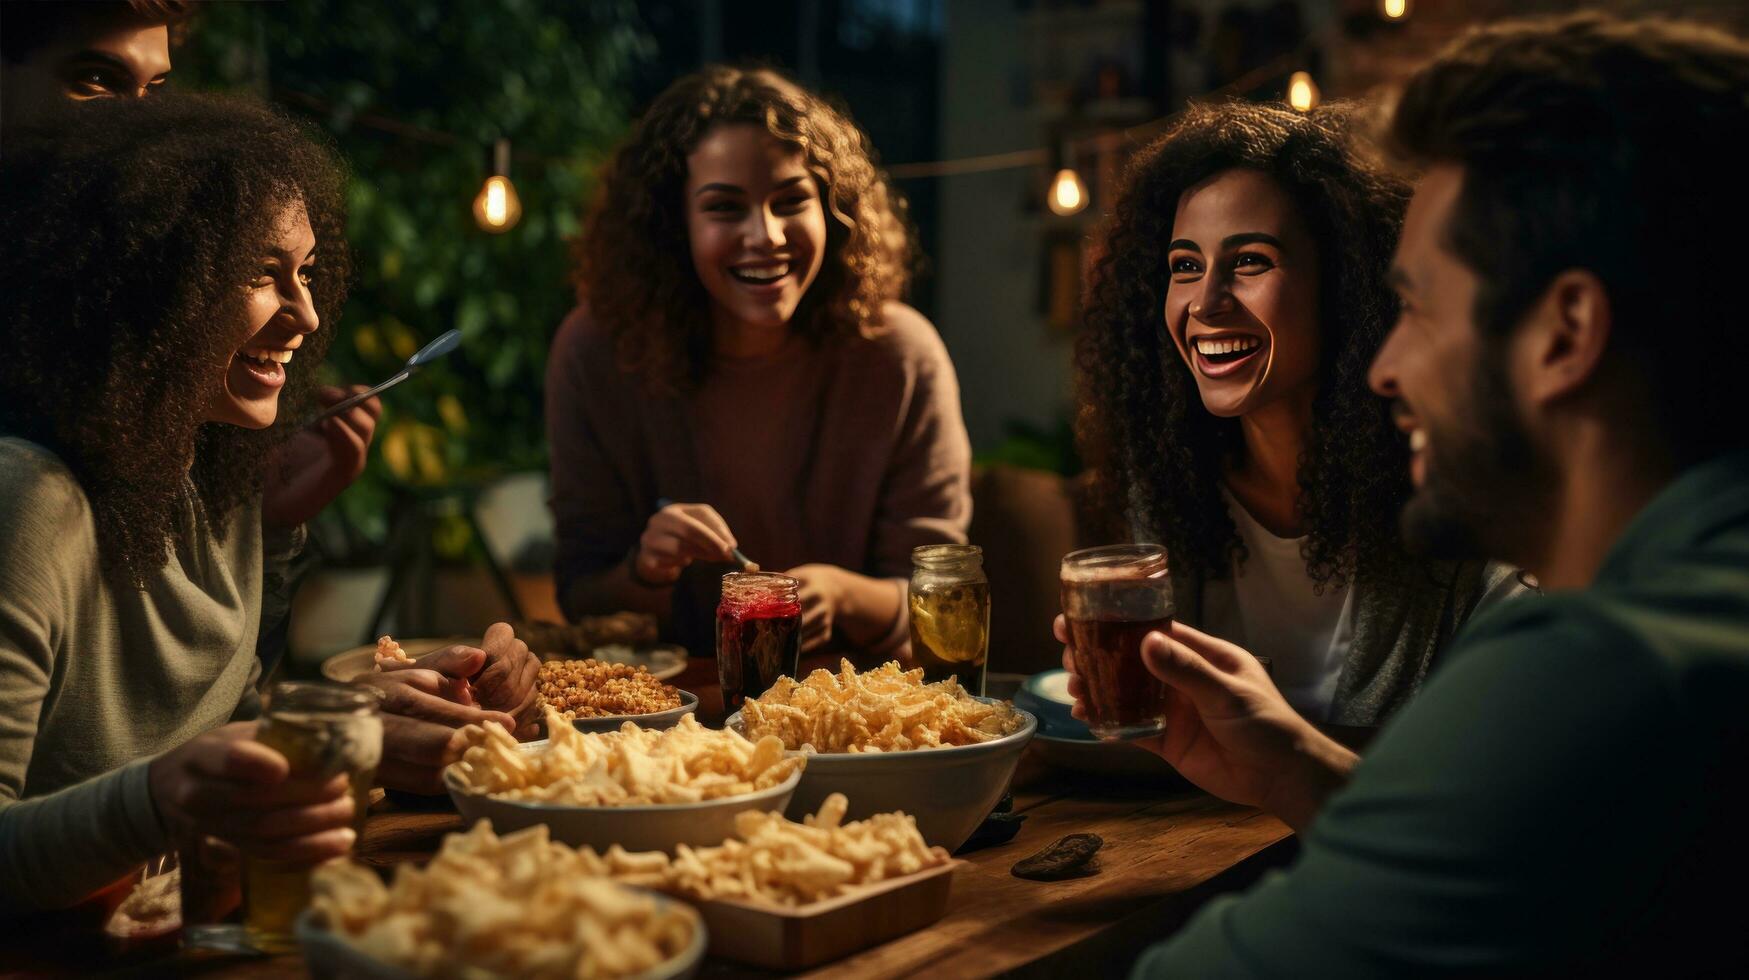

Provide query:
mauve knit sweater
left=545, top=302, right=973, bottom=657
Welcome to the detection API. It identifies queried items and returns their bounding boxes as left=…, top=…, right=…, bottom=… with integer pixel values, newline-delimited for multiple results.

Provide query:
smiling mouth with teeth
left=729, top=262, right=790, bottom=285
left=1192, top=335, right=1263, bottom=364
left=236, top=348, right=295, bottom=368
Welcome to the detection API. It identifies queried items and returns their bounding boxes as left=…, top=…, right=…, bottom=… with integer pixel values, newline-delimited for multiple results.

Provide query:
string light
left=1287, top=71, right=1320, bottom=112
left=1042, top=151, right=1084, bottom=216
left=1381, top=0, right=1410, bottom=20
left=472, top=138, right=522, bottom=233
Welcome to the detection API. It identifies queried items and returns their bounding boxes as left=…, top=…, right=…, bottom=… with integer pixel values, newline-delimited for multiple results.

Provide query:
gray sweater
left=0, top=437, right=293, bottom=913
left=1173, top=558, right=1528, bottom=728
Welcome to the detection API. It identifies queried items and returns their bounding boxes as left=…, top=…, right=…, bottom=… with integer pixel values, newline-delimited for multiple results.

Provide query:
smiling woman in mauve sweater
left=549, top=66, right=971, bottom=660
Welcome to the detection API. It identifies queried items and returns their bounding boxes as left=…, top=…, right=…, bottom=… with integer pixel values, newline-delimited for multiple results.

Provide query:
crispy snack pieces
left=537, top=659, right=682, bottom=720
left=373, top=634, right=412, bottom=667
left=569, top=793, right=949, bottom=907
left=447, top=708, right=802, bottom=806
left=740, top=659, right=1024, bottom=753
left=310, top=822, right=696, bottom=979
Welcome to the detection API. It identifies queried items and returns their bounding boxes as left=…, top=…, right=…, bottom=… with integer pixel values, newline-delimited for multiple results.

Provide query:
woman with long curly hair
left=0, top=94, right=533, bottom=912
left=1068, top=101, right=1524, bottom=734
left=549, top=66, right=971, bottom=659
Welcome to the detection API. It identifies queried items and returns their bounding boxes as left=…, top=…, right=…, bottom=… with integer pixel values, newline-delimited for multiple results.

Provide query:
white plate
left=321, top=639, right=688, bottom=684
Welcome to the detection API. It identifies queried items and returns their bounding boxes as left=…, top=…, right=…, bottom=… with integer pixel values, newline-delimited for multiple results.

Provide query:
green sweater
left=0, top=437, right=293, bottom=913
left=1136, top=449, right=1749, bottom=976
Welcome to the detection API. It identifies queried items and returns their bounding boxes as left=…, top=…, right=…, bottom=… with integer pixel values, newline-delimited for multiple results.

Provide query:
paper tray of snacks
left=694, top=859, right=961, bottom=970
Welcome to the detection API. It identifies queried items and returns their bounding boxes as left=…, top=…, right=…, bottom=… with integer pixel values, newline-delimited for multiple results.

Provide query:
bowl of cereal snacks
left=443, top=708, right=805, bottom=854
left=537, top=658, right=698, bottom=734
left=726, top=660, right=1035, bottom=851
left=298, top=821, right=706, bottom=980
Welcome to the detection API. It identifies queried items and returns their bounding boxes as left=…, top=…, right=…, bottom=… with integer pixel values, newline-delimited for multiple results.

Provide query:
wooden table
left=170, top=772, right=1290, bottom=979
left=14, top=661, right=1294, bottom=979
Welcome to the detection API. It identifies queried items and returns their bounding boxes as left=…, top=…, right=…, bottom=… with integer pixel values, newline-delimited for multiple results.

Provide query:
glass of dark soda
left=716, top=571, right=802, bottom=712
left=1059, top=544, right=1174, bottom=739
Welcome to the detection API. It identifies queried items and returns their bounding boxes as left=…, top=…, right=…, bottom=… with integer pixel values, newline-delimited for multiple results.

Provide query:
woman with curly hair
left=549, top=66, right=971, bottom=659
left=1068, top=101, right=1524, bottom=735
left=0, top=94, right=533, bottom=913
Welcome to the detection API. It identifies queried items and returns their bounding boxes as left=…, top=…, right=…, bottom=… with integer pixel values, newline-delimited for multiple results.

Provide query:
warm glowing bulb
left=1287, top=71, right=1320, bottom=113
left=472, top=175, right=522, bottom=232
left=1048, top=167, right=1087, bottom=216
left=1382, top=0, right=1409, bottom=20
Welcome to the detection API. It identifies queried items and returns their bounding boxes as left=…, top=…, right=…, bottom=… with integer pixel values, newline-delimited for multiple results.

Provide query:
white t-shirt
left=1199, top=490, right=1353, bottom=722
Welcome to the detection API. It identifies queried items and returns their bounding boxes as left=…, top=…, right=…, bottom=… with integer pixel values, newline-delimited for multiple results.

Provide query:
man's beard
left=1400, top=347, right=1556, bottom=563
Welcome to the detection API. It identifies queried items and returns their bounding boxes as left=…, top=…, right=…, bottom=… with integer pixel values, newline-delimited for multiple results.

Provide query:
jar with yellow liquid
left=908, top=544, right=990, bottom=696
left=244, top=682, right=382, bottom=953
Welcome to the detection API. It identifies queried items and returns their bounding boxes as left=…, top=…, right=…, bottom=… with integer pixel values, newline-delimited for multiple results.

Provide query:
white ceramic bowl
left=443, top=744, right=801, bottom=854
left=566, top=690, right=700, bottom=735
left=296, top=889, right=707, bottom=980
left=726, top=699, right=1036, bottom=852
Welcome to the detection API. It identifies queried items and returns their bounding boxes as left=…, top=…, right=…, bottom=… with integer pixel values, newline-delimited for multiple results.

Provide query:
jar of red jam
left=716, top=572, right=802, bottom=712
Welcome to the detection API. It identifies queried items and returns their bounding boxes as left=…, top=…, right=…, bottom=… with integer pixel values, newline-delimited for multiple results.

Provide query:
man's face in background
left=1, top=14, right=171, bottom=132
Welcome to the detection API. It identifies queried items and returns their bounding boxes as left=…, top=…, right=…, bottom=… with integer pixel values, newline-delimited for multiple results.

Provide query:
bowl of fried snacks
left=565, top=793, right=959, bottom=969
left=444, top=708, right=805, bottom=853
left=298, top=821, right=706, bottom=980
left=536, top=659, right=698, bottom=733
left=727, top=660, right=1036, bottom=851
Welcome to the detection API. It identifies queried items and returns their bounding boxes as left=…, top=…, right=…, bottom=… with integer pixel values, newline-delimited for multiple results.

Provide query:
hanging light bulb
left=1048, top=167, right=1087, bottom=216
left=1381, top=0, right=1410, bottom=20
left=1287, top=71, right=1320, bottom=113
left=473, top=138, right=522, bottom=233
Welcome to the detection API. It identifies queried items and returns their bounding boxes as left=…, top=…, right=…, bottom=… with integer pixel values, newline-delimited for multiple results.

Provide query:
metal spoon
left=303, top=328, right=463, bottom=426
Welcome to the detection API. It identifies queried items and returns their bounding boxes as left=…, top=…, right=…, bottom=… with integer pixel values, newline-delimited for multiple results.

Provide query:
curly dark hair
left=573, top=64, right=911, bottom=392
left=1390, top=12, right=1749, bottom=467
left=0, top=93, right=350, bottom=585
left=1076, top=100, right=1411, bottom=590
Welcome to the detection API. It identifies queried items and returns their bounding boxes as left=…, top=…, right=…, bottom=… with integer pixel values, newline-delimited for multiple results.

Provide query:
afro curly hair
left=1076, top=100, right=1412, bottom=590
left=0, top=92, right=350, bottom=585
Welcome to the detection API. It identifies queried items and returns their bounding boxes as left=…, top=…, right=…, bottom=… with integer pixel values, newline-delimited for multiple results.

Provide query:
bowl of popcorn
left=443, top=708, right=804, bottom=854
left=726, top=661, right=1036, bottom=852
left=537, top=658, right=698, bottom=734
left=299, top=821, right=707, bottom=980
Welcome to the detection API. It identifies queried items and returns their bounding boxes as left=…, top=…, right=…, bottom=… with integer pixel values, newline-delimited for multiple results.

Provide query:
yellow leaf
left=437, top=394, right=468, bottom=434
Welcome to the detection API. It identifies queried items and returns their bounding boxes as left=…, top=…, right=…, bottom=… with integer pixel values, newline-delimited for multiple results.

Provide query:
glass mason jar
left=908, top=544, right=990, bottom=696
left=242, top=682, right=382, bottom=954
left=717, top=572, right=803, bottom=713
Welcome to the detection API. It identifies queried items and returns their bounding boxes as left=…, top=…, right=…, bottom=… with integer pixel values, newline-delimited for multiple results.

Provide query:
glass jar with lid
left=908, top=544, right=990, bottom=695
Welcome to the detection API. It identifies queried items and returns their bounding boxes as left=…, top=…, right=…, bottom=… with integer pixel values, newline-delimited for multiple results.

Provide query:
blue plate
left=1014, top=669, right=1092, bottom=740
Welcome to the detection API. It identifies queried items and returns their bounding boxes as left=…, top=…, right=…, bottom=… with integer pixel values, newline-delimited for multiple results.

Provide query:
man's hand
left=785, top=564, right=845, bottom=653
left=262, top=385, right=381, bottom=529
left=1056, top=615, right=1357, bottom=830
left=356, top=668, right=518, bottom=794
left=147, top=722, right=356, bottom=863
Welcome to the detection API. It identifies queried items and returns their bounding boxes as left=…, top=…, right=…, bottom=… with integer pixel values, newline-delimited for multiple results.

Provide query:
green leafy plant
left=182, top=0, right=652, bottom=559
left=974, top=413, right=1082, bottom=477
